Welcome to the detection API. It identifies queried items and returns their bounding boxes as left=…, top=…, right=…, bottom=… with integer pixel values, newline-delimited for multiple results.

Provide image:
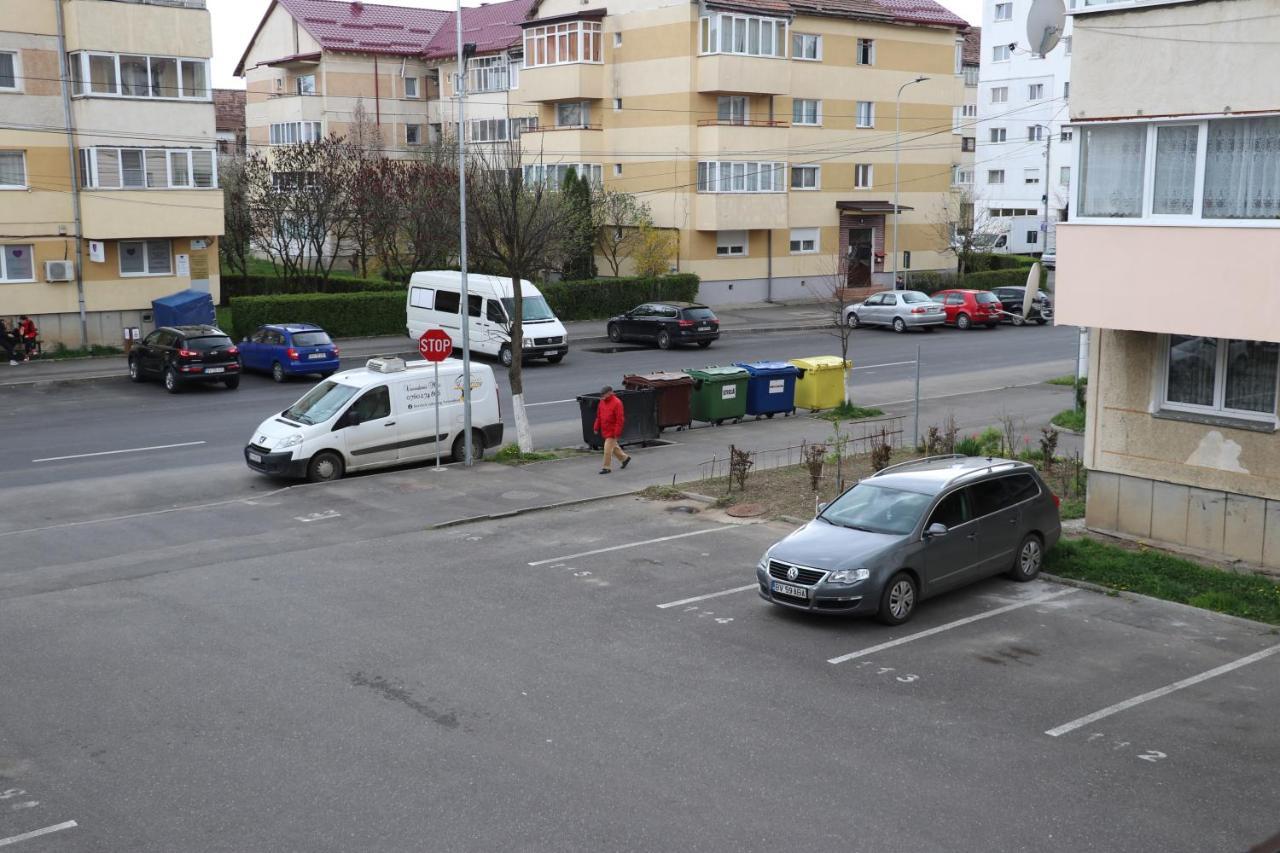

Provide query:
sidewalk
left=0, top=301, right=828, bottom=389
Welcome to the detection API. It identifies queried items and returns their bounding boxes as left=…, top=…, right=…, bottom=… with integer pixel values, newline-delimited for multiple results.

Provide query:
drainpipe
left=765, top=228, right=773, bottom=303
left=55, top=0, right=88, bottom=347
left=373, top=54, right=381, bottom=125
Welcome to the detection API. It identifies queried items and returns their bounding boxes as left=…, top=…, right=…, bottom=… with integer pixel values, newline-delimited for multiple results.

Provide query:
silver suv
left=757, top=456, right=1062, bottom=625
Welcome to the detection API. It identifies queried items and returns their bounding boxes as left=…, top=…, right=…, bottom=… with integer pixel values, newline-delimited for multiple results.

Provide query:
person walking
left=593, top=386, right=631, bottom=475
left=16, top=316, right=37, bottom=360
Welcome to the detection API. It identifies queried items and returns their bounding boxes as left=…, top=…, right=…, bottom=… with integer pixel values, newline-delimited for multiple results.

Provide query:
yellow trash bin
left=789, top=356, right=850, bottom=411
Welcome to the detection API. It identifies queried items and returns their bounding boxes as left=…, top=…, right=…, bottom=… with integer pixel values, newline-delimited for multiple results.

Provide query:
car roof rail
left=947, top=460, right=1027, bottom=486
left=870, top=453, right=968, bottom=477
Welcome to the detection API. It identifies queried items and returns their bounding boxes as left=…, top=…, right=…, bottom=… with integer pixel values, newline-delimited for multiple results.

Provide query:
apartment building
left=951, top=27, right=979, bottom=194
left=973, top=0, right=1073, bottom=251
left=517, top=0, right=970, bottom=302
left=1057, top=0, right=1280, bottom=568
left=214, top=88, right=246, bottom=155
left=0, top=0, right=222, bottom=347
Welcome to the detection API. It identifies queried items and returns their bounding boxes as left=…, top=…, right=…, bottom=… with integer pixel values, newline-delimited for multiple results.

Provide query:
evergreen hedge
left=219, top=273, right=404, bottom=305
left=962, top=266, right=1049, bottom=290
left=540, top=274, right=700, bottom=321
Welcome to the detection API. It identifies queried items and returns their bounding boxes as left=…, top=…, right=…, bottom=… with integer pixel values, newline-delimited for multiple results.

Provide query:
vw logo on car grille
left=787, top=566, right=799, bottom=581
left=258, top=435, right=267, bottom=444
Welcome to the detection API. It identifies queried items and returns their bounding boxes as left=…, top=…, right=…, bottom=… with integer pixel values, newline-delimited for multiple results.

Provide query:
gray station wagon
left=756, top=456, right=1062, bottom=625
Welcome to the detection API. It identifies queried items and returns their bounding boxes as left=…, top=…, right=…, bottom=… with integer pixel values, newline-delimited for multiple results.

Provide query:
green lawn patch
left=1059, top=496, right=1085, bottom=520
left=815, top=403, right=885, bottom=422
left=493, top=444, right=586, bottom=465
left=1045, top=538, right=1280, bottom=625
left=1046, top=375, right=1086, bottom=387
left=1051, top=408, right=1086, bottom=432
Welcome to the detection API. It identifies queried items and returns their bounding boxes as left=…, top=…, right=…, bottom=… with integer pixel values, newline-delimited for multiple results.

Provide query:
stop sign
left=418, top=329, right=453, bottom=362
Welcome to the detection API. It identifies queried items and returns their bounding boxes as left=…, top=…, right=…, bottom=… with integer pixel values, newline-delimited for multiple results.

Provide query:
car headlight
left=828, top=568, right=870, bottom=584
left=523, top=338, right=533, bottom=348
left=277, top=434, right=304, bottom=450
left=757, top=551, right=772, bottom=571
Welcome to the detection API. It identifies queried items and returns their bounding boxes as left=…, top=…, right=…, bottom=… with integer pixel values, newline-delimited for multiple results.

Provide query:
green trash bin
left=684, top=365, right=749, bottom=425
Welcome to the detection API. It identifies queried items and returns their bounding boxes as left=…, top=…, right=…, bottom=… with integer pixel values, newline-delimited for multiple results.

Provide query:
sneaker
left=8, top=360, right=18, bottom=366
left=621, top=456, right=631, bottom=470
left=599, top=468, right=611, bottom=475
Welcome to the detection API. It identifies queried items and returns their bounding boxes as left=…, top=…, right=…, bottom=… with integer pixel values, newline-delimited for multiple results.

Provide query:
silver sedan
left=844, top=290, right=945, bottom=333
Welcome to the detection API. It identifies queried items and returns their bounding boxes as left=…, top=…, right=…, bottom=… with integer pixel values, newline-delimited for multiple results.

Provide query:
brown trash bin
left=623, top=371, right=694, bottom=431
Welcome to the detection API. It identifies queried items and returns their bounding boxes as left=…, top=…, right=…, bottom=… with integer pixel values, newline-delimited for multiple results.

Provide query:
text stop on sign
left=419, top=329, right=453, bottom=362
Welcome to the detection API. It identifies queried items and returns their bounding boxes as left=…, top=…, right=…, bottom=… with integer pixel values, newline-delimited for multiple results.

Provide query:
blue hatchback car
left=238, top=323, right=341, bottom=382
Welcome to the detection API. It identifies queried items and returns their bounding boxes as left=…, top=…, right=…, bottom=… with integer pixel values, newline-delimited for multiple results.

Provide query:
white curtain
left=1225, top=340, right=1279, bottom=414
left=1202, top=116, right=1280, bottom=219
left=1079, top=124, right=1146, bottom=217
left=1152, top=125, right=1197, bottom=214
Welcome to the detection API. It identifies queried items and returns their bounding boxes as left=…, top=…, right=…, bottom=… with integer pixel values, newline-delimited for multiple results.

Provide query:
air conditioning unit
left=45, top=260, right=74, bottom=282
left=366, top=357, right=407, bottom=374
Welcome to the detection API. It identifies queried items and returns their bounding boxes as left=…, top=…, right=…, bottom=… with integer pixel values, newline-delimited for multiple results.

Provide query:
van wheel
left=877, top=572, right=918, bottom=625
left=499, top=345, right=513, bottom=368
left=1006, top=533, right=1044, bottom=581
left=956, top=313, right=972, bottom=330
left=307, top=451, right=345, bottom=483
left=451, top=430, right=485, bottom=463
left=607, top=323, right=622, bottom=343
left=546, top=354, right=565, bottom=364
left=272, top=361, right=286, bottom=383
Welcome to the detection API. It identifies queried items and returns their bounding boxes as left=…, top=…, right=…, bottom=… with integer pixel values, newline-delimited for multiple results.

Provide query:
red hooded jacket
left=593, top=394, right=625, bottom=439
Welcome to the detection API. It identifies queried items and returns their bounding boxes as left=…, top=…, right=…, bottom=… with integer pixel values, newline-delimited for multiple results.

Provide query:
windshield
left=291, top=331, right=332, bottom=347
left=820, top=482, right=933, bottom=536
left=977, top=292, right=1001, bottom=304
left=185, top=335, right=233, bottom=352
left=501, top=295, right=556, bottom=323
left=901, top=291, right=933, bottom=304
left=283, top=381, right=359, bottom=426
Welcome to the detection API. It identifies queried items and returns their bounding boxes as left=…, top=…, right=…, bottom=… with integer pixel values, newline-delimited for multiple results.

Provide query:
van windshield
left=501, top=295, right=556, bottom=323
left=283, top=381, right=359, bottom=425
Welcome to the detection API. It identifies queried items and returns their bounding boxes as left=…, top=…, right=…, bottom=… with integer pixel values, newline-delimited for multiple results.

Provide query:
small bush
left=228, top=291, right=407, bottom=340
left=539, top=274, right=700, bottom=321
left=494, top=444, right=560, bottom=464
left=815, top=403, right=885, bottom=422
left=219, top=272, right=405, bottom=305
left=906, top=271, right=959, bottom=295
left=977, top=426, right=1004, bottom=456
left=1052, top=408, right=1086, bottom=432
left=955, top=435, right=983, bottom=456
left=962, top=266, right=1049, bottom=291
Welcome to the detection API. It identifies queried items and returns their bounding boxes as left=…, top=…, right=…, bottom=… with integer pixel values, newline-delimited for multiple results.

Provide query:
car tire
left=499, top=345, right=513, bottom=368
left=224, top=376, right=241, bottom=390
left=451, top=430, right=485, bottom=463
left=607, top=323, right=622, bottom=343
left=306, top=451, right=345, bottom=483
left=923, top=325, right=935, bottom=333
left=892, top=317, right=907, bottom=334
left=986, top=322, right=999, bottom=329
left=697, top=340, right=713, bottom=349
left=546, top=354, right=565, bottom=364
left=877, top=572, right=918, bottom=626
left=128, top=358, right=143, bottom=383
left=657, top=330, right=672, bottom=350
left=1036, top=318, right=1049, bottom=326
left=1011, top=313, right=1026, bottom=327
left=846, top=312, right=860, bottom=329
left=319, top=371, right=335, bottom=379
left=1007, top=533, right=1044, bottom=582
left=956, top=313, right=972, bottom=330
left=271, top=361, right=286, bottom=383
left=163, top=366, right=181, bottom=394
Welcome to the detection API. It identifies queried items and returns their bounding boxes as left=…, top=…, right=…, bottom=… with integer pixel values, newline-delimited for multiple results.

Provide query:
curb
left=431, top=488, right=644, bottom=529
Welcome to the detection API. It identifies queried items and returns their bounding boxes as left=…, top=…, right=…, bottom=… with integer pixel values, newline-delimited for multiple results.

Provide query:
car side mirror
left=925, top=522, right=949, bottom=539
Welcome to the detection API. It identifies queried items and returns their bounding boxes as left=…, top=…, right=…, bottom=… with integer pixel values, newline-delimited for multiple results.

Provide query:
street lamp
left=893, top=75, right=929, bottom=290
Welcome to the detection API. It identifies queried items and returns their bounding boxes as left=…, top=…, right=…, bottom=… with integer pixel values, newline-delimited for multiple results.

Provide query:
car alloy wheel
left=657, top=330, right=672, bottom=350
left=607, top=323, right=622, bottom=343
left=1011, top=313, right=1026, bottom=327
left=128, top=359, right=141, bottom=382
left=1009, top=534, right=1043, bottom=581
left=164, top=367, right=180, bottom=393
left=893, top=317, right=907, bottom=334
left=956, top=313, right=971, bottom=330
left=846, top=312, right=860, bottom=328
left=878, top=572, right=917, bottom=625
left=499, top=345, right=513, bottom=368
left=272, top=361, right=286, bottom=383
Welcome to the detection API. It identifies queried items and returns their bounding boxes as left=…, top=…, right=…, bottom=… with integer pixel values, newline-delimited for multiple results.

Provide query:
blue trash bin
left=734, top=361, right=800, bottom=418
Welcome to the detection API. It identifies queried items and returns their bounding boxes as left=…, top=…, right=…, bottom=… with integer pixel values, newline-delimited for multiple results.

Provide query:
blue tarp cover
left=151, top=290, right=215, bottom=328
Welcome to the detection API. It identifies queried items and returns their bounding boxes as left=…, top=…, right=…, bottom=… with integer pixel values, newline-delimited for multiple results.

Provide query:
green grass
left=493, top=444, right=585, bottom=465
left=1047, top=375, right=1087, bottom=387
left=815, top=403, right=885, bottom=422
left=1051, top=408, right=1086, bottom=432
left=215, top=306, right=235, bottom=335
left=1059, top=497, right=1085, bottom=520
left=43, top=343, right=125, bottom=360
left=640, top=485, right=688, bottom=501
left=1045, top=538, right=1280, bottom=625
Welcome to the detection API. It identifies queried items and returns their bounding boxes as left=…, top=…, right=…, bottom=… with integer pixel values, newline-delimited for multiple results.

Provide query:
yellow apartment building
left=0, top=0, right=222, bottom=348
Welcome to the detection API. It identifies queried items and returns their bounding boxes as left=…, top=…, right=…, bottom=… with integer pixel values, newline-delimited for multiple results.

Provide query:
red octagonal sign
left=418, top=328, right=453, bottom=362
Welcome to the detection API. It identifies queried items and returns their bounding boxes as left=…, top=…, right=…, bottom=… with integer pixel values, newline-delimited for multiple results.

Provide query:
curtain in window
left=145, top=150, right=167, bottom=188
left=120, top=242, right=145, bottom=274
left=1202, top=117, right=1280, bottom=219
left=120, top=56, right=149, bottom=96
left=0, top=152, right=23, bottom=186
left=4, top=245, right=32, bottom=280
left=1152, top=125, right=1197, bottom=214
left=1224, top=340, right=1279, bottom=413
left=151, top=58, right=178, bottom=98
left=1166, top=335, right=1217, bottom=407
left=192, top=151, right=214, bottom=188
left=147, top=241, right=172, bottom=275
left=1080, top=124, right=1146, bottom=217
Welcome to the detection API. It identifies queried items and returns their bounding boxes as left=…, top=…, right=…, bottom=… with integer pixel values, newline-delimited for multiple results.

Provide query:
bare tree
left=815, top=255, right=857, bottom=405
left=933, top=187, right=1000, bottom=276
left=351, top=143, right=459, bottom=281
left=219, top=154, right=252, bottom=276
left=593, top=188, right=651, bottom=277
left=467, top=142, right=582, bottom=451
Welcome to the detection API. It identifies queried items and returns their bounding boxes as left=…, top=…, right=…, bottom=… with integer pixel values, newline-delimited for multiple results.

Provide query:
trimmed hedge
left=962, top=266, right=1049, bottom=290
left=540, top=274, right=700, bottom=321
left=228, top=291, right=407, bottom=340
left=965, top=252, right=1040, bottom=273
left=219, top=273, right=404, bottom=305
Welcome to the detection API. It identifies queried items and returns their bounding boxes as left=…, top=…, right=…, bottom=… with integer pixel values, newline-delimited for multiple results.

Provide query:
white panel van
left=406, top=271, right=569, bottom=367
left=244, top=357, right=503, bottom=482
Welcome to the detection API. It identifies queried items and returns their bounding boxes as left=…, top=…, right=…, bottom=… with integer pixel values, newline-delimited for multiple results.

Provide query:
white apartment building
left=974, top=0, right=1074, bottom=251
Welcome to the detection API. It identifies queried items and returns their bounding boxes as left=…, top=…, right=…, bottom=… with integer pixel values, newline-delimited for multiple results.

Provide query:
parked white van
left=244, top=357, right=503, bottom=482
left=406, top=271, right=569, bottom=367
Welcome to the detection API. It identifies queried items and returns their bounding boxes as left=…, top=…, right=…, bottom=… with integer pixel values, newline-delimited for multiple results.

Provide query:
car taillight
left=287, top=348, right=299, bottom=361
left=227, top=345, right=239, bottom=355
left=1052, top=493, right=1061, bottom=508
left=332, top=347, right=340, bottom=357
left=911, top=307, right=927, bottom=314
left=678, top=320, right=695, bottom=327
left=178, top=348, right=197, bottom=358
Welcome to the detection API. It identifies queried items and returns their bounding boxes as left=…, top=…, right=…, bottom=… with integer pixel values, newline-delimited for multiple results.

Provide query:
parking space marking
left=827, top=587, right=1075, bottom=664
left=527, top=527, right=733, bottom=566
left=1045, top=642, right=1280, bottom=738
left=0, top=820, right=78, bottom=847
left=33, top=441, right=206, bottom=463
left=657, top=584, right=757, bottom=609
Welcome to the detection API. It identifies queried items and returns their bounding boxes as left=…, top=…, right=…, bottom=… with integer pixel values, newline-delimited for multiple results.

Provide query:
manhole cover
left=726, top=503, right=766, bottom=518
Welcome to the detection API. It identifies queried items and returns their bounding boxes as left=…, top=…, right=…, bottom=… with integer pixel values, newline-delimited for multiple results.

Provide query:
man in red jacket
left=593, top=386, right=631, bottom=475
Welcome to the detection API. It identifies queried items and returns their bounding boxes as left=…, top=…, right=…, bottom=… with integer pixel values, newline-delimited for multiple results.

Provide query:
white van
left=407, top=271, right=569, bottom=367
left=244, top=357, right=503, bottom=482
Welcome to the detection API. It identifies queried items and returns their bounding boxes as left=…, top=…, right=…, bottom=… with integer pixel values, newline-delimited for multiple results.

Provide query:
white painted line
left=524, top=398, right=576, bottom=408
left=0, top=821, right=78, bottom=847
left=528, top=527, right=732, bottom=566
left=1045, top=642, right=1280, bottom=738
left=851, top=360, right=917, bottom=371
left=657, top=584, right=757, bottom=609
left=828, top=587, right=1075, bottom=664
left=296, top=510, right=341, bottom=523
left=33, top=441, right=206, bottom=463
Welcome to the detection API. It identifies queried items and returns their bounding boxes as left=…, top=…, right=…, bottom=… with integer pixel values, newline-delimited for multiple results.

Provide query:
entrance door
left=846, top=228, right=873, bottom=287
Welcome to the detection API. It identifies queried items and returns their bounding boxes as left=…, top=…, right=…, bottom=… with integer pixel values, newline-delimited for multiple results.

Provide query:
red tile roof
left=962, top=26, right=981, bottom=64
left=423, top=0, right=539, bottom=60
left=788, top=0, right=893, bottom=21
left=871, top=0, right=969, bottom=28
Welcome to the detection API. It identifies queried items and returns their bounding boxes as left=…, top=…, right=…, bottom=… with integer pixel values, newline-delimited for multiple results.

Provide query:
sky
left=210, top=0, right=982, bottom=89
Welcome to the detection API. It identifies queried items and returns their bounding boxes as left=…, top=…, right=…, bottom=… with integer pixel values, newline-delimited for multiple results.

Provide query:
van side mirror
left=925, top=522, right=949, bottom=539
left=338, top=410, right=361, bottom=429
left=816, top=502, right=829, bottom=515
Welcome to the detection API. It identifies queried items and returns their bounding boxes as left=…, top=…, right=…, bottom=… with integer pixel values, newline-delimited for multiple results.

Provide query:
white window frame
left=792, top=33, right=822, bottom=61
left=79, top=147, right=217, bottom=190
left=1060, top=128, right=1074, bottom=142
left=522, top=163, right=602, bottom=189
left=69, top=52, right=210, bottom=101
left=1028, top=83, right=1044, bottom=100
left=1158, top=334, right=1280, bottom=424
left=118, top=239, right=173, bottom=277
left=992, top=44, right=1010, bottom=62
left=523, top=20, right=603, bottom=68
left=555, top=100, right=591, bottom=128
left=0, top=244, right=35, bottom=283
left=990, top=86, right=1008, bottom=104
left=1059, top=165, right=1071, bottom=186
left=0, top=51, right=21, bottom=92
left=951, top=166, right=973, bottom=186
left=269, top=121, right=323, bottom=146
left=789, top=227, right=818, bottom=254
left=994, top=2, right=1013, bottom=21
left=0, top=151, right=27, bottom=189
left=613, top=32, right=622, bottom=48
left=403, top=75, right=419, bottom=99
left=1028, top=125, right=1045, bottom=141
left=990, top=127, right=1007, bottom=143
left=790, top=164, right=820, bottom=191
left=696, top=161, right=785, bottom=194
left=856, top=101, right=875, bottom=129
left=792, top=98, right=821, bottom=127
left=716, top=230, right=748, bottom=256
left=855, top=163, right=874, bottom=188
left=856, top=38, right=875, bottom=66
left=699, top=12, right=788, bottom=59
left=296, top=74, right=316, bottom=96
left=468, top=118, right=508, bottom=143
left=466, top=55, right=512, bottom=93
left=1024, top=168, right=1040, bottom=184
left=988, top=169, right=1005, bottom=184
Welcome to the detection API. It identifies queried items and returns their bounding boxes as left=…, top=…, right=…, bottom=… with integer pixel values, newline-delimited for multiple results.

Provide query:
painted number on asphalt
left=681, top=605, right=734, bottom=624
left=852, top=661, right=921, bottom=684
left=1083, top=732, right=1169, bottom=763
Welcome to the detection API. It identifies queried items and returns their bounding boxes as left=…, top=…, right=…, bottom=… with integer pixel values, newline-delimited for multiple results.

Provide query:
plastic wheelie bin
left=683, top=366, right=749, bottom=425
left=623, top=371, right=694, bottom=431
left=577, top=388, right=659, bottom=449
left=734, top=361, right=800, bottom=419
left=790, top=356, right=850, bottom=411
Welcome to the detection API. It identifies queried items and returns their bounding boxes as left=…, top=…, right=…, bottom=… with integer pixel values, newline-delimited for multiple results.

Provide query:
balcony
left=695, top=193, right=788, bottom=231
left=696, top=119, right=788, bottom=155
left=1054, top=223, right=1276, bottom=342
left=519, top=63, right=604, bottom=104
left=519, top=125, right=606, bottom=158
left=696, top=55, right=790, bottom=95
left=81, top=190, right=222, bottom=240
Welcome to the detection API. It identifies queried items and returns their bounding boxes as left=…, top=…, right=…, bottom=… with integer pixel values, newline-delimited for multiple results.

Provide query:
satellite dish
left=1026, top=0, right=1066, bottom=55
left=1023, top=263, right=1042, bottom=319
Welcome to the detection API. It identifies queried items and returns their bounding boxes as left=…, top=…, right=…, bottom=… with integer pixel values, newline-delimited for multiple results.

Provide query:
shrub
left=219, top=273, right=405, bottom=305
left=955, top=435, right=983, bottom=456
left=906, top=271, right=960, bottom=295
left=539, top=274, right=700, bottom=321
left=228, top=291, right=407, bottom=340
left=961, top=266, right=1049, bottom=291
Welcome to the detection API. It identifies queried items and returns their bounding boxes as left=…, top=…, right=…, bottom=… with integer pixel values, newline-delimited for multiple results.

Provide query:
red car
left=934, top=289, right=1004, bottom=330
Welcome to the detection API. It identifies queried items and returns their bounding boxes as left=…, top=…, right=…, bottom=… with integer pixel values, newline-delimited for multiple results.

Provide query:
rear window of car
left=976, top=292, right=1001, bottom=304
left=681, top=307, right=716, bottom=320
left=184, top=335, right=233, bottom=352
left=901, top=292, right=933, bottom=304
left=291, top=331, right=332, bottom=347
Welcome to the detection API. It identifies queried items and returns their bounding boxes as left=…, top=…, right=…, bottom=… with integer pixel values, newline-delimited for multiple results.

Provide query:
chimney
left=351, top=1, right=364, bottom=13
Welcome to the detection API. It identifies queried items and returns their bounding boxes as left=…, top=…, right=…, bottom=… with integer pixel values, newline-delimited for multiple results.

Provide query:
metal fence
left=696, top=416, right=905, bottom=486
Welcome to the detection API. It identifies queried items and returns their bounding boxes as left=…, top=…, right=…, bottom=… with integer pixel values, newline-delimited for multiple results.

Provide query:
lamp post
left=454, top=0, right=473, bottom=465
left=893, top=75, right=929, bottom=290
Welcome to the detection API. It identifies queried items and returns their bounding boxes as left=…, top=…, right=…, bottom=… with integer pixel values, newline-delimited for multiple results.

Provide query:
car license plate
left=308, top=352, right=326, bottom=359
left=772, top=581, right=808, bottom=599
left=206, top=366, right=225, bottom=374
left=698, top=324, right=710, bottom=330
left=248, top=452, right=263, bottom=463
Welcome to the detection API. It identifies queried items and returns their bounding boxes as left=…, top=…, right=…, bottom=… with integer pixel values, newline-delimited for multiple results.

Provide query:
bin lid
left=684, top=365, right=749, bottom=381
left=624, top=371, right=695, bottom=386
left=734, top=360, right=801, bottom=377
left=790, top=356, right=851, bottom=371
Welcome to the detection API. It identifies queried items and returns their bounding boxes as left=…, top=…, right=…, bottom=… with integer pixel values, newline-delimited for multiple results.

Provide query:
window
left=790, top=165, right=819, bottom=190
left=855, top=164, right=873, bottom=188
left=718, top=95, right=748, bottom=124
left=0, top=244, right=34, bottom=282
left=522, top=163, right=603, bottom=189
left=994, top=2, right=1013, bottom=20
left=556, top=101, right=590, bottom=127
left=990, top=127, right=1006, bottom=143
left=1078, top=123, right=1146, bottom=218
left=1063, top=81, right=1070, bottom=99
left=351, top=386, right=392, bottom=423
left=990, top=86, right=1008, bottom=103
left=789, top=227, right=818, bottom=254
left=1060, top=129, right=1073, bottom=142
left=1064, top=36, right=1072, bottom=55
left=953, top=103, right=977, bottom=132
left=988, top=169, right=1005, bottom=184
left=119, top=239, right=172, bottom=276
left=524, top=20, right=603, bottom=67
left=792, top=98, right=820, bottom=126
left=856, top=101, right=874, bottom=128
left=993, top=44, right=1010, bottom=62
left=856, top=38, right=875, bottom=66
left=613, top=32, right=622, bottom=47
left=1024, top=168, right=1040, bottom=184
left=962, top=136, right=975, bottom=152
left=1029, top=125, right=1046, bottom=141
left=269, top=122, right=322, bottom=145
left=468, top=119, right=507, bottom=142
left=1059, top=165, right=1071, bottom=185
left=434, top=290, right=461, bottom=315
left=716, top=230, right=748, bottom=256
left=696, top=161, right=785, bottom=193
left=964, top=65, right=979, bottom=87
left=296, top=74, right=315, bottom=96
left=1202, top=117, right=1280, bottom=219
left=466, top=56, right=512, bottom=93
left=406, top=124, right=422, bottom=145
left=403, top=76, right=418, bottom=98
left=700, top=12, right=787, bottom=58
left=792, top=33, right=821, bottom=61
left=952, top=166, right=973, bottom=186
left=989, top=207, right=1037, bottom=217
left=613, top=97, right=622, bottom=111
left=955, top=40, right=963, bottom=74
left=1025, top=229, right=1039, bottom=244
left=1028, top=83, right=1044, bottom=100
left=71, top=53, right=209, bottom=100
left=0, top=52, right=16, bottom=90
left=929, top=490, right=970, bottom=529
left=0, top=151, right=26, bottom=188
left=613, top=163, right=622, bottom=176
left=80, top=148, right=215, bottom=189
left=1164, top=336, right=1279, bottom=419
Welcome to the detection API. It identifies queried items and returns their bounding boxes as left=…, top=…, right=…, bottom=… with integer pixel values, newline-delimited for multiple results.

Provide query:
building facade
left=973, top=0, right=1073, bottom=252
left=951, top=27, right=979, bottom=195
left=1057, top=0, right=1280, bottom=568
left=0, top=0, right=222, bottom=348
